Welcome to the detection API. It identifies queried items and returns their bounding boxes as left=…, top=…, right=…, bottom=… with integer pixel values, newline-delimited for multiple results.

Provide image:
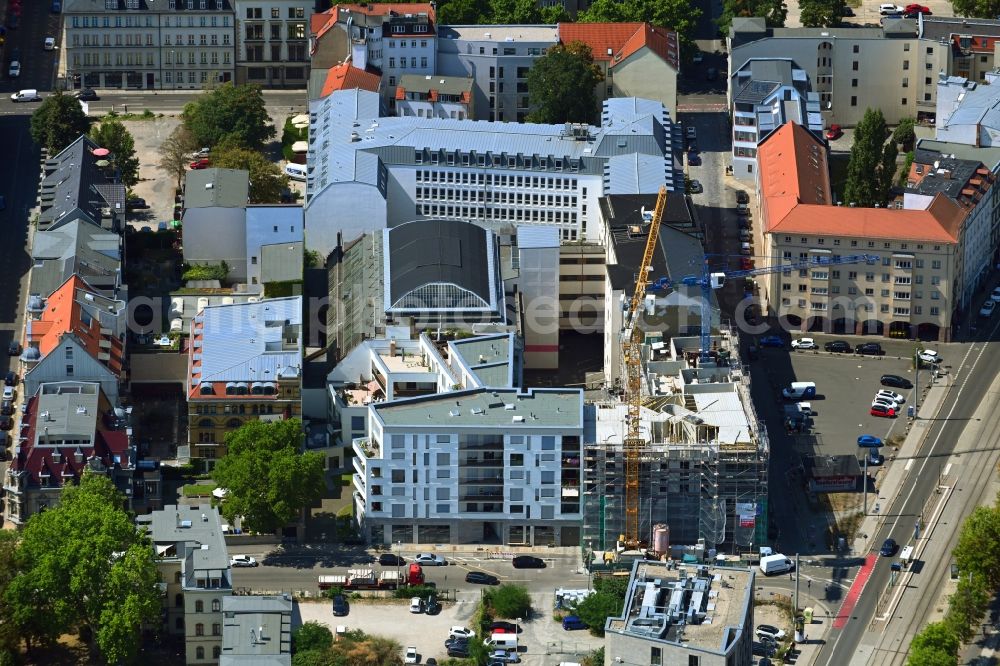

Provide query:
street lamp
left=395, top=540, right=402, bottom=585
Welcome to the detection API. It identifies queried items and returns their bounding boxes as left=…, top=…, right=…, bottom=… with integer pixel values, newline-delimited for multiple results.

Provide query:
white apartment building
left=728, top=17, right=947, bottom=127
left=395, top=73, right=474, bottom=119
left=305, top=88, right=681, bottom=257
left=351, top=387, right=584, bottom=546
left=436, top=24, right=557, bottom=123
left=233, top=0, right=309, bottom=87
left=63, top=0, right=235, bottom=91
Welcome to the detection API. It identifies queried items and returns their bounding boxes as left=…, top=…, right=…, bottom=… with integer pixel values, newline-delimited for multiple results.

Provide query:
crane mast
left=621, top=185, right=667, bottom=549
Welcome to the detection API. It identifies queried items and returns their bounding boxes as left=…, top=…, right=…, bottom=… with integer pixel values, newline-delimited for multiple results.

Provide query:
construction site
left=582, top=186, right=770, bottom=557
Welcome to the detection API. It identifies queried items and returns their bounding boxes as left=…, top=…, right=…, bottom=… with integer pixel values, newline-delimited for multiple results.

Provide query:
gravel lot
left=296, top=590, right=604, bottom=665
left=123, top=117, right=182, bottom=232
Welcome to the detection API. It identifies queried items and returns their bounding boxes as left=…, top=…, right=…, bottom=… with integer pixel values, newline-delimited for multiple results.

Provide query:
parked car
left=4, top=371, right=15, bottom=386
left=879, top=3, right=903, bottom=14
left=189, top=158, right=211, bottom=169
left=126, top=197, right=148, bottom=209
left=1, top=400, right=12, bottom=416
left=871, top=403, right=897, bottom=418
left=736, top=190, right=750, bottom=204
left=2, top=386, right=14, bottom=401
left=0, top=416, right=11, bottom=431
left=865, top=450, right=885, bottom=466
left=881, top=374, right=913, bottom=389
left=880, top=538, right=898, bottom=556
left=488, top=650, right=521, bottom=663
left=687, top=151, right=702, bottom=166
left=562, top=615, right=587, bottom=631
left=447, top=645, right=470, bottom=658
left=918, top=350, right=941, bottom=364
left=379, top=553, right=406, bottom=566
left=825, top=124, right=843, bottom=140
left=791, top=338, right=817, bottom=350
left=75, top=87, right=99, bottom=101
left=753, top=642, right=777, bottom=657
left=7, top=60, right=19, bottom=77
left=465, top=571, right=500, bottom=585
left=872, top=397, right=900, bottom=411
left=857, top=435, right=884, bottom=448
left=192, top=147, right=211, bottom=158
left=685, top=127, right=697, bottom=140
left=332, top=594, right=349, bottom=617
left=43, top=36, right=55, bottom=50
left=449, top=627, right=474, bottom=639
left=692, top=50, right=703, bottom=63
left=229, top=555, right=257, bottom=567
left=756, top=624, right=787, bottom=641
left=876, top=389, right=905, bottom=404
left=981, top=300, right=997, bottom=317
left=688, top=179, right=703, bottom=193
left=841, top=5, right=855, bottom=15
left=855, top=342, right=884, bottom=355
left=904, top=3, right=930, bottom=12
left=7, top=340, right=20, bottom=356
left=414, top=553, right=447, bottom=566
left=512, top=555, right=545, bottom=569
left=404, top=647, right=419, bottom=664
left=759, top=335, right=784, bottom=348
left=409, top=597, right=424, bottom=614
left=824, top=340, right=852, bottom=353
left=490, top=621, right=520, bottom=633
left=425, top=594, right=441, bottom=615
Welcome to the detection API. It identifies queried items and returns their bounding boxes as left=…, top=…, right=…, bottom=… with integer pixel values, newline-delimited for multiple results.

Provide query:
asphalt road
left=230, top=547, right=588, bottom=596
left=816, top=315, right=1000, bottom=665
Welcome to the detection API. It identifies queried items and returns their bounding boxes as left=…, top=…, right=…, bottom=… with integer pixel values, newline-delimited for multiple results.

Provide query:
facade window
left=195, top=623, right=204, bottom=636
left=195, top=600, right=203, bottom=612
left=851, top=96, right=858, bottom=106
left=196, top=647, right=204, bottom=660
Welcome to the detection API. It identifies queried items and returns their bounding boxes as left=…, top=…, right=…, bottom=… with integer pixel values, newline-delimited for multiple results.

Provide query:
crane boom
left=621, top=185, right=668, bottom=549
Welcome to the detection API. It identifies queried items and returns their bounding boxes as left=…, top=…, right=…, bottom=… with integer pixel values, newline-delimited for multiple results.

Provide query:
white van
left=782, top=381, right=817, bottom=400
left=284, top=162, right=307, bottom=181
left=760, top=554, right=795, bottom=576
left=484, top=634, right=518, bottom=650
left=11, top=89, right=41, bottom=102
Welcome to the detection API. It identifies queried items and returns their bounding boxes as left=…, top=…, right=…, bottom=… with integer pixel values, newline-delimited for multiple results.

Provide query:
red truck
left=318, top=564, right=424, bottom=591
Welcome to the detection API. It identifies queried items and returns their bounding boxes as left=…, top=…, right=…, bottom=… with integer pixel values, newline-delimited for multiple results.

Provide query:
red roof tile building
left=755, top=122, right=997, bottom=341
left=558, top=22, right=680, bottom=118
left=319, top=61, right=383, bottom=98
left=3, top=381, right=134, bottom=526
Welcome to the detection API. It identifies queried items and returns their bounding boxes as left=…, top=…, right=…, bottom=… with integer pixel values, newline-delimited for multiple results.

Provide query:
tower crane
left=618, top=186, right=879, bottom=547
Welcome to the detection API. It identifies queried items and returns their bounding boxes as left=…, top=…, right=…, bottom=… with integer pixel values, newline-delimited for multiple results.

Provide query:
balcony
left=352, top=438, right=380, bottom=460
left=460, top=456, right=503, bottom=467
left=352, top=473, right=365, bottom=499
left=459, top=473, right=503, bottom=484
left=459, top=489, right=503, bottom=501
left=352, top=455, right=365, bottom=477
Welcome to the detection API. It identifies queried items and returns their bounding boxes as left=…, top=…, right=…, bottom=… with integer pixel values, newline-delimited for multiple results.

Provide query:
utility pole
left=914, top=351, right=920, bottom=415
left=794, top=553, right=800, bottom=613
left=863, top=452, right=869, bottom=514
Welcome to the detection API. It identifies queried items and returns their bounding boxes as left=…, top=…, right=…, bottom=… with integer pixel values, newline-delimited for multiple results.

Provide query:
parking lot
left=296, top=590, right=603, bottom=665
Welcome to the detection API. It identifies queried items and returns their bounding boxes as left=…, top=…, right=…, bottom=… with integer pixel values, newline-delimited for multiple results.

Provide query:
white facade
left=516, top=226, right=560, bottom=369
left=351, top=387, right=584, bottom=546
left=233, top=0, right=309, bottom=87
left=63, top=0, right=236, bottom=91
left=23, top=335, right=119, bottom=404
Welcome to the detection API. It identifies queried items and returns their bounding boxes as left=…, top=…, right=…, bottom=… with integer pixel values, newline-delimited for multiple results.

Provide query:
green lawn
left=181, top=482, right=217, bottom=497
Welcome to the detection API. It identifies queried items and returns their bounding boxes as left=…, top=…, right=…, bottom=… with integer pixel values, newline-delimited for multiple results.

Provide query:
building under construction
left=583, top=330, right=769, bottom=554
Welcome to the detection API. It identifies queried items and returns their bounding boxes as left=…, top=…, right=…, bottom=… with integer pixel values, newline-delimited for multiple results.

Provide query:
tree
left=489, top=0, right=540, bottom=22
left=953, top=0, right=1000, bottom=18
left=159, top=124, right=197, bottom=188
left=573, top=592, right=623, bottom=636
left=578, top=0, right=701, bottom=51
left=799, top=0, right=845, bottom=27
left=907, top=621, right=959, bottom=666
left=484, top=584, right=532, bottom=619
left=944, top=573, right=990, bottom=642
left=953, top=504, right=1000, bottom=588
left=526, top=42, right=603, bottom=124
left=294, top=622, right=334, bottom=653
left=211, top=145, right=289, bottom=204
left=213, top=419, right=325, bottom=534
left=182, top=82, right=276, bottom=151
left=892, top=117, right=917, bottom=150
left=90, top=118, right=140, bottom=188
left=844, top=108, right=895, bottom=207
left=718, top=0, right=787, bottom=34
left=582, top=647, right=606, bottom=666
left=437, top=0, right=488, bottom=23
left=30, top=91, right=91, bottom=154
left=0, top=532, right=19, bottom=659
left=5, top=474, right=160, bottom=661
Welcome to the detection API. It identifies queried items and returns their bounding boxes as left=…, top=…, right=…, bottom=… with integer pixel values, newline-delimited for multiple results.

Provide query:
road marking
left=942, top=463, right=952, bottom=477
left=833, top=554, right=877, bottom=630
left=904, top=459, right=915, bottom=472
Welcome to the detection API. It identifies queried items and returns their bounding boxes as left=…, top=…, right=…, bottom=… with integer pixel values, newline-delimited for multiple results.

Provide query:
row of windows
left=74, top=52, right=230, bottom=67
left=786, top=269, right=942, bottom=285
left=194, top=646, right=221, bottom=661
left=387, top=40, right=430, bottom=49
left=783, top=238, right=944, bottom=252
left=416, top=187, right=576, bottom=207
left=245, top=6, right=306, bottom=19
left=72, top=14, right=231, bottom=28
left=245, top=23, right=306, bottom=40
left=415, top=203, right=577, bottom=226
left=388, top=56, right=429, bottom=69
left=415, top=149, right=584, bottom=171
left=780, top=298, right=939, bottom=316
left=415, top=170, right=580, bottom=190
left=193, top=403, right=278, bottom=415
left=783, top=283, right=941, bottom=298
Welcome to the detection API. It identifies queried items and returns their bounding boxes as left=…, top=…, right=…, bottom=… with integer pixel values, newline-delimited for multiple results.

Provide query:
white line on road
left=904, top=459, right=915, bottom=472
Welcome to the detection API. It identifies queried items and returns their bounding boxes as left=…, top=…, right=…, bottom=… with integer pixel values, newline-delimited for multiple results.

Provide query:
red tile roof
left=558, top=22, right=679, bottom=70
left=758, top=122, right=965, bottom=243
left=320, top=62, right=382, bottom=98
left=312, top=3, right=436, bottom=41
left=28, top=275, right=125, bottom=376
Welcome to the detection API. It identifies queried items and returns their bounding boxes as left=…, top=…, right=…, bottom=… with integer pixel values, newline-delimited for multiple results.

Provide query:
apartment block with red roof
left=3, top=381, right=134, bottom=526
left=186, top=297, right=302, bottom=468
left=317, top=60, right=382, bottom=99
left=394, top=73, right=474, bottom=119
left=754, top=122, right=998, bottom=341
left=557, top=22, right=680, bottom=119
left=21, top=274, right=127, bottom=405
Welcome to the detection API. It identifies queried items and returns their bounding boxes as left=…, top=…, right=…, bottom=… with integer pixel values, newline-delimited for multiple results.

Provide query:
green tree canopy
left=436, top=0, right=488, bottom=23
left=578, top=0, right=701, bottom=49
left=489, top=0, right=540, bottom=23
left=159, top=124, right=197, bottom=188
left=213, top=419, right=326, bottom=534
left=5, top=474, right=160, bottom=661
left=30, top=91, right=91, bottom=154
left=90, top=118, right=140, bottom=188
left=844, top=108, right=895, bottom=207
left=953, top=0, right=1000, bottom=18
left=908, top=621, right=959, bottom=665
left=718, top=0, right=787, bottom=34
left=952, top=503, right=1000, bottom=588
left=182, top=82, right=276, bottom=151
left=892, top=117, right=917, bottom=149
left=573, top=592, right=622, bottom=636
left=0, top=532, right=19, bottom=659
left=293, top=622, right=334, bottom=653
left=484, top=584, right=533, bottom=619
left=798, top=0, right=846, bottom=27
left=211, top=146, right=289, bottom=204
left=526, top=42, right=603, bottom=124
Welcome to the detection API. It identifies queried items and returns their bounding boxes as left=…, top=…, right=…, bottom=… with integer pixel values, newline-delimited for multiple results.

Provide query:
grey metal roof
left=37, top=135, right=125, bottom=229
left=920, top=16, right=1000, bottom=40
left=385, top=219, right=492, bottom=308
left=184, top=168, right=250, bottom=209
left=372, top=387, right=584, bottom=428
left=220, top=594, right=292, bottom=664
left=146, top=504, right=231, bottom=574
left=260, top=242, right=303, bottom=284
left=398, top=73, right=474, bottom=97
left=448, top=333, right=514, bottom=388
left=436, top=24, right=559, bottom=42
left=30, top=219, right=121, bottom=298
left=33, top=382, right=101, bottom=445
left=939, top=80, right=1000, bottom=135
left=916, top=138, right=1000, bottom=171
left=908, top=155, right=983, bottom=199
left=223, top=595, right=293, bottom=613
left=195, top=297, right=302, bottom=385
